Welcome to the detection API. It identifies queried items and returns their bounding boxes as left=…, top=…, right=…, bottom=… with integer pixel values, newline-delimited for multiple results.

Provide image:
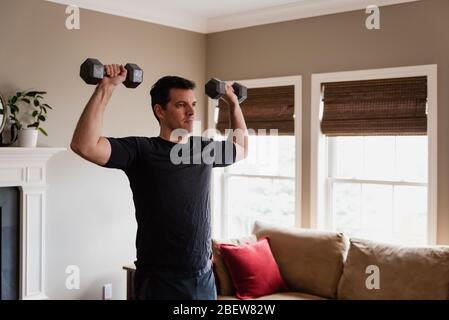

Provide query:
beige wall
left=206, top=0, right=449, bottom=245
left=0, top=0, right=206, bottom=299
left=1, top=0, right=448, bottom=300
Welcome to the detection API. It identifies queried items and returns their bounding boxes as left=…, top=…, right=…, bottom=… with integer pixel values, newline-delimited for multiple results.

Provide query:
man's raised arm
left=222, top=82, right=249, bottom=162
left=70, top=64, right=127, bottom=166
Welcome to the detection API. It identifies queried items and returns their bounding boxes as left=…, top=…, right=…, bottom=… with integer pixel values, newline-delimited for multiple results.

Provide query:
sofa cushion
left=212, top=235, right=257, bottom=296
left=218, top=291, right=326, bottom=300
left=252, top=221, right=349, bottom=299
left=337, top=238, right=449, bottom=300
left=219, top=237, right=288, bottom=299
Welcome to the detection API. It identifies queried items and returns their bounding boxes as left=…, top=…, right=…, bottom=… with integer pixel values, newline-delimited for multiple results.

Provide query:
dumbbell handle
left=206, top=78, right=247, bottom=103
left=223, top=81, right=248, bottom=104
left=80, top=58, right=143, bottom=88
left=93, top=64, right=125, bottom=78
left=105, top=64, right=129, bottom=76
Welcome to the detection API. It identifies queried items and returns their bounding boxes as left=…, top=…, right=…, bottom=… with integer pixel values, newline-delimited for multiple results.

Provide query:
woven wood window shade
left=215, top=85, right=295, bottom=135
left=321, top=76, right=427, bottom=136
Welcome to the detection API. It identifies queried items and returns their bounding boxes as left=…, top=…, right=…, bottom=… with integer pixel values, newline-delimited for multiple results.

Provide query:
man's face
left=157, top=88, right=196, bottom=133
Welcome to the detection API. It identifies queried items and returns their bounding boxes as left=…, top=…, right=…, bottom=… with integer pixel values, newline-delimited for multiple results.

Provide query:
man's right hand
left=100, top=64, right=128, bottom=87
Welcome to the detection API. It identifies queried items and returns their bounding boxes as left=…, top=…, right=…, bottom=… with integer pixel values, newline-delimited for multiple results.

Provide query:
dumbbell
left=205, top=78, right=247, bottom=103
left=80, top=58, right=144, bottom=88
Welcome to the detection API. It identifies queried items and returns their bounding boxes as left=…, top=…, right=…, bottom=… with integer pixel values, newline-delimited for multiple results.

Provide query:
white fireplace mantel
left=0, top=147, right=65, bottom=300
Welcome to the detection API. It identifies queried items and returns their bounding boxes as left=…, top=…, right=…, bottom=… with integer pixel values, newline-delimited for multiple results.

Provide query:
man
left=70, top=64, right=248, bottom=300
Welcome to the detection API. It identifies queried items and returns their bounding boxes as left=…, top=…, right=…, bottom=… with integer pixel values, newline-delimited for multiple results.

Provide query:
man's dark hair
left=150, top=76, right=196, bottom=123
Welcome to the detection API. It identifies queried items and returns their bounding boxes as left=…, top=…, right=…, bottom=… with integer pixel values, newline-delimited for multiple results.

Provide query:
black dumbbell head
left=205, top=78, right=226, bottom=100
left=123, top=63, right=144, bottom=88
left=80, top=58, right=104, bottom=85
left=232, top=82, right=248, bottom=103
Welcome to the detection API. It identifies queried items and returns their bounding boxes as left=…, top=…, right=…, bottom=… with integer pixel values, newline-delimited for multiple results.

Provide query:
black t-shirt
left=103, top=135, right=236, bottom=276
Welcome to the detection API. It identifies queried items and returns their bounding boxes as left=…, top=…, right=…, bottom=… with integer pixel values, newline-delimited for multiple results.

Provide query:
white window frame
left=310, top=65, right=438, bottom=244
left=207, top=75, right=302, bottom=239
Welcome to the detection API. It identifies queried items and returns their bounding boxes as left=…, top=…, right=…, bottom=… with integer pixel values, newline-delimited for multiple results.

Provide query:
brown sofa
left=212, top=221, right=449, bottom=300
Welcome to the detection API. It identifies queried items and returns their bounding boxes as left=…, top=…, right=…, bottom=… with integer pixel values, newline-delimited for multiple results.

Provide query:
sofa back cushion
left=338, top=238, right=449, bottom=300
left=252, top=221, right=349, bottom=299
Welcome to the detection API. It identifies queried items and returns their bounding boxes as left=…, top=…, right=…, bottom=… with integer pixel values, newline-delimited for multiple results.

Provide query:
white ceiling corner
left=46, top=0, right=423, bottom=34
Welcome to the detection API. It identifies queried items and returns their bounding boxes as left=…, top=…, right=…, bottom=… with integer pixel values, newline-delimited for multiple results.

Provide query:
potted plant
left=7, top=90, right=52, bottom=147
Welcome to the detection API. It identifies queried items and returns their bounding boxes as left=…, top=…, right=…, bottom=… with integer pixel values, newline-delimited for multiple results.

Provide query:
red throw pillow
left=218, top=237, right=288, bottom=299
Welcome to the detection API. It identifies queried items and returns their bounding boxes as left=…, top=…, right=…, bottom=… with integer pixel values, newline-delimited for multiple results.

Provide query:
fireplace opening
left=0, top=187, right=20, bottom=300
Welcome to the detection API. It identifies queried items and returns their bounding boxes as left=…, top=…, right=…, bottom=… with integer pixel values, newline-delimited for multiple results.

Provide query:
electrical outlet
left=103, top=283, right=112, bottom=300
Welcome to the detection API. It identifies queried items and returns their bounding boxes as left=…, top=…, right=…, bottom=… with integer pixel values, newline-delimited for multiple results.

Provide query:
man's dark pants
left=134, top=262, right=217, bottom=300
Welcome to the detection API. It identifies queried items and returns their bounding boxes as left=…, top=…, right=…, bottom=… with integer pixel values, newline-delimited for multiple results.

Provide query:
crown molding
left=207, top=0, right=421, bottom=33
left=47, top=0, right=208, bottom=33
left=47, top=0, right=422, bottom=34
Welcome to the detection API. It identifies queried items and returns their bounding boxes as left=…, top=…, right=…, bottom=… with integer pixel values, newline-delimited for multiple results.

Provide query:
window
left=222, top=134, right=296, bottom=238
left=311, top=68, right=437, bottom=246
left=326, top=136, right=428, bottom=245
left=211, top=78, right=301, bottom=240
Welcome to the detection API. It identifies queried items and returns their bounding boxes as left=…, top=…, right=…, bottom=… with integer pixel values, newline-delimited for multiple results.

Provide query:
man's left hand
left=221, top=82, right=240, bottom=106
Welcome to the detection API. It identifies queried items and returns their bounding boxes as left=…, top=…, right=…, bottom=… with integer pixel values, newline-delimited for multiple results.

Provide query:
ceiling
left=47, top=0, right=422, bottom=33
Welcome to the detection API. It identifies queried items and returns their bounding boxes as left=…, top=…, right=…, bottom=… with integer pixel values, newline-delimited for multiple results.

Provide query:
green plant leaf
left=28, top=122, right=39, bottom=128
left=21, top=98, right=31, bottom=104
left=32, top=110, right=38, bottom=117
left=38, top=115, right=46, bottom=121
left=14, top=122, right=22, bottom=130
left=11, top=96, right=17, bottom=104
left=36, top=95, right=44, bottom=100
left=10, top=105, right=19, bottom=113
left=42, top=108, right=47, bottom=114
left=33, top=99, right=40, bottom=107
left=42, top=104, right=53, bottom=110
left=38, top=127, right=48, bottom=136
left=25, top=91, right=46, bottom=97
